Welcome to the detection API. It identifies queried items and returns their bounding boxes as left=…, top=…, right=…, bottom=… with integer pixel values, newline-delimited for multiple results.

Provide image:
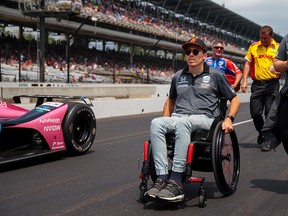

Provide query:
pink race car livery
left=0, top=95, right=97, bottom=165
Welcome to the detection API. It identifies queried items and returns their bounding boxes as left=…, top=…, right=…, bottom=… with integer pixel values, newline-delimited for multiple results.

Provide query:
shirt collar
left=183, top=63, right=209, bottom=76
left=257, top=38, right=277, bottom=48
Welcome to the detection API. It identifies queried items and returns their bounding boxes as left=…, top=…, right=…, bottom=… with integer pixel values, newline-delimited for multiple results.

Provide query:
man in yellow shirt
left=241, top=25, right=280, bottom=147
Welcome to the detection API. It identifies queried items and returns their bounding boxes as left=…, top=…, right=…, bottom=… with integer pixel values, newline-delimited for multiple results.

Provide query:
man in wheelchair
left=144, top=37, right=240, bottom=202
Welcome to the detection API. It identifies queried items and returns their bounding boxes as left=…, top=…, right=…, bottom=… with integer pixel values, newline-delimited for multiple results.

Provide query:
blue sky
left=211, top=0, right=287, bottom=37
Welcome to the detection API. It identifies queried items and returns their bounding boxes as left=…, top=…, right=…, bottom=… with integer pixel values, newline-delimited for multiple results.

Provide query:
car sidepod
left=0, top=102, right=68, bottom=163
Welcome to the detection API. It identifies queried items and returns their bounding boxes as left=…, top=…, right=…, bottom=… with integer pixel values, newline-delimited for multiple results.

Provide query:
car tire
left=62, top=102, right=96, bottom=155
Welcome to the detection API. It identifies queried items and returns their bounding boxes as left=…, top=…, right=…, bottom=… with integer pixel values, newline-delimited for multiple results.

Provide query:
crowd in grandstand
left=79, top=0, right=248, bottom=54
left=0, top=32, right=177, bottom=83
left=1, top=0, right=249, bottom=83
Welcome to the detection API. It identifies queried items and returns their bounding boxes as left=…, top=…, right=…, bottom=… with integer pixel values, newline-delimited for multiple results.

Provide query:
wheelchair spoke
left=222, top=160, right=232, bottom=183
left=221, top=136, right=234, bottom=185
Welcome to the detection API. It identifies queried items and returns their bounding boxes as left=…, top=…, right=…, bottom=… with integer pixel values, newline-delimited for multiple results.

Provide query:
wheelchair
left=138, top=114, right=240, bottom=207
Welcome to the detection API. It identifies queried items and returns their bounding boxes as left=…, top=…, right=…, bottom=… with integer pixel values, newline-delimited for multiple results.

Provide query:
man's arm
left=232, top=73, right=243, bottom=90
left=228, top=60, right=243, bottom=89
left=273, top=35, right=288, bottom=72
left=222, top=95, right=240, bottom=134
left=274, top=58, right=288, bottom=73
left=241, top=61, right=251, bottom=93
left=162, top=96, right=176, bottom=117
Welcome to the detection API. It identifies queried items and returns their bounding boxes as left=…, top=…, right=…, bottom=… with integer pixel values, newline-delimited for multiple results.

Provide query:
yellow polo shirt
left=245, top=39, right=280, bottom=80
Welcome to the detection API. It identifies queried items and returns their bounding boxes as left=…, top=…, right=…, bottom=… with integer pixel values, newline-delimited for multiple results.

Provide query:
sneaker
left=156, top=179, right=184, bottom=202
left=257, top=134, right=265, bottom=145
left=144, top=178, right=166, bottom=198
left=261, top=139, right=280, bottom=152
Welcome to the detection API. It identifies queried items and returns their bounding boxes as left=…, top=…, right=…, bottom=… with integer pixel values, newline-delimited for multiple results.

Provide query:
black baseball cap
left=182, top=37, right=207, bottom=53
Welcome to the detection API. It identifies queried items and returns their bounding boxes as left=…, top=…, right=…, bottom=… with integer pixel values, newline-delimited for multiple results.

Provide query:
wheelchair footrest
left=187, top=177, right=205, bottom=183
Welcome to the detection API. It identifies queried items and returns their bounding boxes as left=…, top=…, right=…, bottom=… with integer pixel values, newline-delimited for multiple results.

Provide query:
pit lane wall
left=0, top=83, right=159, bottom=99
left=0, top=83, right=250, bottom=119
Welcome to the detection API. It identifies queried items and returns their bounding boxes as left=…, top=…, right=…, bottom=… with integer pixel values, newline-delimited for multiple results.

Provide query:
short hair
left=260, top=25, right=273, bottom=36
left=212, top=40, right=225, bottom=47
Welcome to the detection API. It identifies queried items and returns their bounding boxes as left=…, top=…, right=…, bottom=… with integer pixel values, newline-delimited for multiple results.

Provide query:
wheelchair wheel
left=198, top=186, right=207, bottom=208
left=139, top=184, right=147, bottom=203
left=212, top=121, right=240, bottom=196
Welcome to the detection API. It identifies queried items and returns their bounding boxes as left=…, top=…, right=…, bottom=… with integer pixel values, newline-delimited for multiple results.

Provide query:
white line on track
left=233, top=119, right=253, bottom=126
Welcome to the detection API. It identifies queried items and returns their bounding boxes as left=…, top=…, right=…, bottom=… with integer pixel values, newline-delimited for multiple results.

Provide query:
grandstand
left=0, top=0, right=283, bottom=84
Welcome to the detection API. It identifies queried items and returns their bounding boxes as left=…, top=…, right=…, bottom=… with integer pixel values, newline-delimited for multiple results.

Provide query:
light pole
left=146, top=37, right=162, bottom=84
left=66, top=16, right=95, bottom=83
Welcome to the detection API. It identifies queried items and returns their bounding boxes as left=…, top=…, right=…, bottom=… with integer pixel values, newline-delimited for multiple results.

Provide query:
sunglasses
left=213, top=46, right=224, bottom=50
left=185, top=49, right=200, bottom=56
left=260, top=37, right=270, bottom=41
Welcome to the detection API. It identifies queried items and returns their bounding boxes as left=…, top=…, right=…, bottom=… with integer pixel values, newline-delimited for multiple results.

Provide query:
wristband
left=226, top=115, right=234, bottom=122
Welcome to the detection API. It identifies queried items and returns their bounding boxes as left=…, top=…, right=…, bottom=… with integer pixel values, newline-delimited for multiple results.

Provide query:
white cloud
left=211, top=0, right=287, bottom=37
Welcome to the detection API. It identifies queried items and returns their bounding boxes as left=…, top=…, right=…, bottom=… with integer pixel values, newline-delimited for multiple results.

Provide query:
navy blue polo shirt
left=169, top=64, right=236, bottom=118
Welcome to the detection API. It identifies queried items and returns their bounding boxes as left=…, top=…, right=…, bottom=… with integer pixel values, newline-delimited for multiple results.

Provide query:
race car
left=0, top=95, right=97, bottom=165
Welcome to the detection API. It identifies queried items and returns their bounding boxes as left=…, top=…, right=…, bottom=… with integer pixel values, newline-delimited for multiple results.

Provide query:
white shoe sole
left=156, top=194, right=184, bottom=202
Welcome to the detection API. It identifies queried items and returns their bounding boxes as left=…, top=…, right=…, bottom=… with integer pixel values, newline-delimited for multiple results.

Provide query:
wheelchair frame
left=139, top=119, right=240, bottom=207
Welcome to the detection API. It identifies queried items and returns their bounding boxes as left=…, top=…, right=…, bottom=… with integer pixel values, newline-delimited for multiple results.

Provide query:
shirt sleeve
left=245, top=45, right=253, bottom=62
left=227, top=59, right=242, bottom=75
left=276, top=34, right=288, bottom=61
left=217, top=72, right=237, bottom=100
left=169, top=73, right=178, bottom=100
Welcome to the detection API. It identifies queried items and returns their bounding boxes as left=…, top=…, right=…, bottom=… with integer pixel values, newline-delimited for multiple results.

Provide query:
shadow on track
left=251, top=179, right=288, bottom=194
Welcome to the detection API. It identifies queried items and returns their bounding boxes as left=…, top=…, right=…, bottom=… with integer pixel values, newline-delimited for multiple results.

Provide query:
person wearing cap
left=145, top=37, right=240, bottom=202
left=205, top=40, right=243, bottom=92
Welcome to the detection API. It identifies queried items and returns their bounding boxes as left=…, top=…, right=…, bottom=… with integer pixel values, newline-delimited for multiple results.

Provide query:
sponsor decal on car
left=36, top=106, right=51, bottom=113
left=39, top=118, right=61, bottom=124
left=0, top=100, right=7, bottom=107
left=52, top=141, right=65, bottom=150
left=43, top=102, right=64, bottom=107
left=43, top=125, right=61, bottom=131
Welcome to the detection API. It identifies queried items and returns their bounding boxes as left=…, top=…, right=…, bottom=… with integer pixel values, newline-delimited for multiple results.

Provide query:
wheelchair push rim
left=212, top=121, right=240, bottom=196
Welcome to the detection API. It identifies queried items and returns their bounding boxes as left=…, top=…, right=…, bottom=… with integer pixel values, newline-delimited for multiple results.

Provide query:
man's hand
left=241, top=81, right=247, bottom=93
left=222, top=118, right=234, bottom=134
left=269, top=65, right=281, bottom=75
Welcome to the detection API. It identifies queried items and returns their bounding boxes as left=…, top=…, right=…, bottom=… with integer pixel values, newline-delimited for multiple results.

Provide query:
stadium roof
left=146, top=0, right=283, bottom=43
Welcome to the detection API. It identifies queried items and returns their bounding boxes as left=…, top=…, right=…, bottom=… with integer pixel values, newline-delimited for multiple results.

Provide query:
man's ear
left=203, top=53, right=208, bottom=60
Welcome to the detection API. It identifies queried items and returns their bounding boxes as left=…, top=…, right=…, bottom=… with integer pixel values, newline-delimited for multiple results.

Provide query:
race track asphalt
left=0, top=102, right=287, bottom=216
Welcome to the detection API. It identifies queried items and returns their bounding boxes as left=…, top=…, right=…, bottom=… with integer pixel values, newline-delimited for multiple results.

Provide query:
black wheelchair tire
left=212, top=121, right=240, bottom=196
left=62, top=102, right=97, bottom=155
left=139, top=185, right=147, bottom=203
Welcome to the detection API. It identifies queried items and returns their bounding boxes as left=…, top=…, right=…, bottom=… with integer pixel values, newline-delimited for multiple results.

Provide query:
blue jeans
left=150, top=114, right=214, bottom=175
